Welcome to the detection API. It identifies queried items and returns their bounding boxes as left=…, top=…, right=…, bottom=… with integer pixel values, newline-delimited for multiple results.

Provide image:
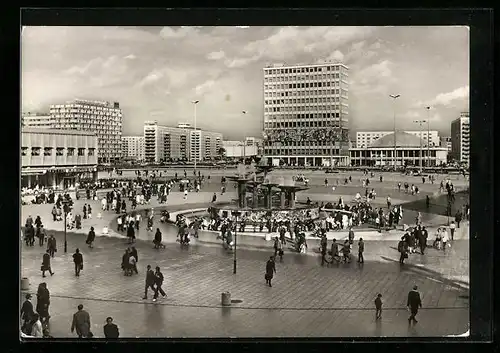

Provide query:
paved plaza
left=20, top=171, right=470, bottom=337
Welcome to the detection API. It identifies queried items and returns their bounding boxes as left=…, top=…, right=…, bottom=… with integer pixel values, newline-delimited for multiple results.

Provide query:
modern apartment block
left=22, top=113, right=53, bottom=128
left=223, top=137, right=264, bottom=158
left=440, top=136, right=452, bottom=152
left=121, top=135, right=145, bottom=161
left=49, top=99, right=123, bottom=163
left=262, top=62, right=350, bottom=167
left=356, top=130, right=440, bottom=148
left=450, top=111, right=470, bottom=165
left=143, top=121, right=223, bottom=163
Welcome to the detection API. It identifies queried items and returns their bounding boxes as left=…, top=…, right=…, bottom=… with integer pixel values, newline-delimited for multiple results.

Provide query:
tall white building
left=49, top=99, right=123, bottom=163
left=450, top=112, right=470, bottom=165
left=356, top=130, right=440, bottom=148
left=22, top=113, right=53, bottom=128
left=121, top=136, right=145, bottom=161
left=223, top=137, right=263, bottom=158
left=143, top=121, right=223, bottom=163
left=263, top=62, right=350, bottom=167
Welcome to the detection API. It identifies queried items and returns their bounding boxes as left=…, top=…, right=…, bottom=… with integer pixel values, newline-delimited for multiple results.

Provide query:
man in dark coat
left=71, top=304, right=91, bottom=338
left=72, top=248, right=83, bottom=277
left=265, top=256, right=276, bottom=287
left=358, top=238, right=365, bottom=264
left=41, top=249, right=54, bottom=277
left=320, top=235, right=328, bottom=266
left=103, top=317, right=119, bottom=338
left=86, top=227, right=96, bottom=248
left=20, top=293, right=34, bottom=334
left=47, top=234, right=57, bottom=257
left=407, top=285, right=423, bottom=325
left=153, top=266, right=166, bottom=301
left=143, top=264, right=156, bottom=299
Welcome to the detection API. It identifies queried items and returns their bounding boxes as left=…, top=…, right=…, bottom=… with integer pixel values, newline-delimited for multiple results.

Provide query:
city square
left=20, top=25, right=470, bottom=338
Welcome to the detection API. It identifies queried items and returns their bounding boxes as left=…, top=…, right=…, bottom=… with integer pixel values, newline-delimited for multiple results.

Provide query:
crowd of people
left=20, top=166, right=469, bottom=338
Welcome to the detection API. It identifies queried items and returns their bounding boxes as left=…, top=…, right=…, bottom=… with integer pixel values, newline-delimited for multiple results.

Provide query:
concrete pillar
left=266, top=187, right=272, bottom=209
left=290, top=191, right=296, bottom=209
left=280, top=190, right=285, bottom=208
left=27, top=175, right=32, bottom=188
left=253, top=187, right=258, bottom=208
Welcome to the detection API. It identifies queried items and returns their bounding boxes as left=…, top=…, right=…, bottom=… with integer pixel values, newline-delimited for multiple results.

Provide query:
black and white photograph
left=20, top=24, right=472, bottom=338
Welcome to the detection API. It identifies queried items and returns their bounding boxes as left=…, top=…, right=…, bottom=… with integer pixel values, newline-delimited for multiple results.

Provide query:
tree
left=218, top=147, right=226, bottom=159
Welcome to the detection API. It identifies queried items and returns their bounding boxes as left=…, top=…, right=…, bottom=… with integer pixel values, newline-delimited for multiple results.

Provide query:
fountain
left=212, top=161, right=319, bottom=229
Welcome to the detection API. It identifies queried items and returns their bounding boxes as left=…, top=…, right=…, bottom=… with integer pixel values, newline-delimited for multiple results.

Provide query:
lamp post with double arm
left=232, top=210, right=241, bottom=274
left=389, top=94, right=401, bottom=169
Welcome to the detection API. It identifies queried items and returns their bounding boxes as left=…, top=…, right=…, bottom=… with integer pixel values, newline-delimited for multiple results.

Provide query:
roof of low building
left=22, top=128, right=97, bottom=136
left=370, top=131, right=424, bottom=148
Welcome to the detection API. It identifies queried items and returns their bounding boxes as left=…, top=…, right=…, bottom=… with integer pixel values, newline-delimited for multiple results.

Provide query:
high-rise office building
left=356, top=130, right=440, bottom=148
left=121, top=136, right=145, bottom=161
left=440, top=136, right=452, bottom=152
left=262, top=62, right=350, bottom=167
left=49, top=99, right=123, bottom=163
left=450, top=111, right=470, bottom=165
left=22, top=113, right=53, bottom=128
left=143, top=121, right=223, bottom=163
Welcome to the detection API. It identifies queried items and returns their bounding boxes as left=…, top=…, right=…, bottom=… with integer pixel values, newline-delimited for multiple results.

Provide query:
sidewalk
left=21, top=228, right=469, bottom=337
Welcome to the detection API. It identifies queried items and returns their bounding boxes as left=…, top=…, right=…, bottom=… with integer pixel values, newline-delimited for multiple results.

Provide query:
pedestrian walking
left=71, top=304, right=92, bottom=338
left=46, top=234, right=57, bottom=257
left=407, top=285, right=422, bottom=325
left=143, top=265, right=156, bottom=299
left=265, top=256, right=276, bottom=287
left=41, top=250, right=54, bottom=277
left=153, top=266, right=166, bottom=301
left=86, top=227, right=96, bottom=248
left=358, top=238, right=365, bottom=264
left=130, top=247, right=139, bottom=274
left=36, top=283, right=50, bottom=327
left=320, top=235, right=328, bottom=266
left=37, top=225, right=47, bottom=247
left=72, top=248, right=83, bottom=277
left=30, top=314, right=43, bottom=337
left=20, top=294, right=34, bottom=335
left=103, top=317, right=119, bottom=339
left=374, top=294, right=382, bottom=320
left=442, top=228, right=450, bottom=252
left=449, top=221, right=456, bottom=241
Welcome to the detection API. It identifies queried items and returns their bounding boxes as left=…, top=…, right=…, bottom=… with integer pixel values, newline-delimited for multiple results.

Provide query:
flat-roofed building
left=21, top=128, right=98, bottom=190
left=121, top=135, right=145, bottom=161
left=22, top=113, right=53, bottom=128
left=143, top=121, right=223, bottom=163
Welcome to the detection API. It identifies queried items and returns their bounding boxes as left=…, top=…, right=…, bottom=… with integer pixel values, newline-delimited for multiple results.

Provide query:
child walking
left=375, top=293, right=383, bottom=320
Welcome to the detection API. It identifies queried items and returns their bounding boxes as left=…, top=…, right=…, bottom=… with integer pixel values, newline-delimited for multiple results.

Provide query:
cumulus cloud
left=207, top=51, right=225, bottom=60
left=419, top=86, right=470, bottom=107
left=242, top=26, right=376, bottom=64
left=224, top=55, right=260, bottom=68
left=195, top=80, right=216, bottom=95
left=124, top=54, right=136, bottom=60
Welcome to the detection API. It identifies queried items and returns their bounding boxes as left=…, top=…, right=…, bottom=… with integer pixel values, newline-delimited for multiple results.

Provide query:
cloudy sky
left=22, top=26, right=469, bottom=140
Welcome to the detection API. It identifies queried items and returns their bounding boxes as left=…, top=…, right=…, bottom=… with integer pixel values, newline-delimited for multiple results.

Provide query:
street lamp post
left=242, top=111, right=247, bottom=164
left=192, top=100, right=200, bottom=173
left=425, top=106, right=431, bottom=167
left=232, top=210, right=241, bottom=274
left=414, top=120, right=426, bottom=173
left=389, top=94, right=400, bottom=169
left=62, top=199, right=71, bottom=253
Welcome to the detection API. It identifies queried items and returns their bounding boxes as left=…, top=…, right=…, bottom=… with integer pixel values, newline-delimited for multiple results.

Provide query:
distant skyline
left=22, top=26, right=469, bottom=140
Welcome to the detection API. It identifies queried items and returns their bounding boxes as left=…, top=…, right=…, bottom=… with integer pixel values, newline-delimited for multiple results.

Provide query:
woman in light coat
left=31, top=314, right=43, bottom=338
